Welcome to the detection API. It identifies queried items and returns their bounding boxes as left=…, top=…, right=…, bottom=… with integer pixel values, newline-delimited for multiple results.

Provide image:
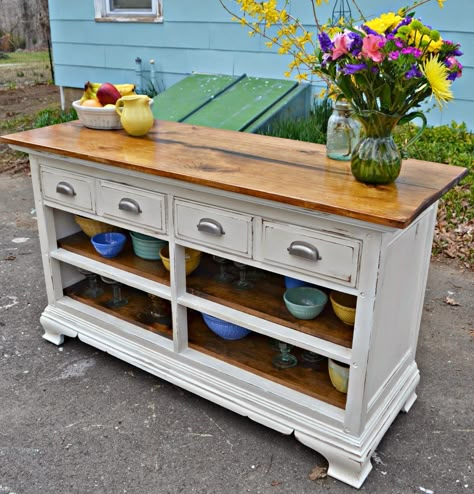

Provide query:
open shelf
left=187, top=255, right=354, bottom=348
left=65, top=279, right=173, bottom=340
left=58, top=232, right=170, bottom=285
left=188, top=310, right=347, bottom=409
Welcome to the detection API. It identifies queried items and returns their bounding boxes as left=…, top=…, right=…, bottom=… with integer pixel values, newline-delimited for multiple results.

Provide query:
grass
left=0, top=50, right=49, bottom=65
left=0, top=107, right=77, bottom=134
left=261, top=101, right=473, bottom=268
left=0, top=50, right=52, bottom=86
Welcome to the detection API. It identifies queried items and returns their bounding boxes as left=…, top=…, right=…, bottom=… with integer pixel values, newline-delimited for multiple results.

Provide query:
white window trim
left=94, top=0, right=163, bottom=23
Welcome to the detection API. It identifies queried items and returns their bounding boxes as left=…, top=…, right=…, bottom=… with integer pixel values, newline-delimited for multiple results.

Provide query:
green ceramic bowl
left=283, top=286, right=328, bottom=320
left=130, top=231, right=167, bottom=260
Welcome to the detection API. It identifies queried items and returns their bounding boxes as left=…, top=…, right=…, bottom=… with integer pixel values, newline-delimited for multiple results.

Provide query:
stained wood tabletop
left=1, top=120, right=467, bottom=228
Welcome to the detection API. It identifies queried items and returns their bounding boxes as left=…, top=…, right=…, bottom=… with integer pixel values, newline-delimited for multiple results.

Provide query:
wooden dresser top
left=1, top=120, right=467, bottom=228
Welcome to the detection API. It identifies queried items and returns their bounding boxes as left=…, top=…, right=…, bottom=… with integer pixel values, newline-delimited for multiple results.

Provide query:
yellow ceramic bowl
left=330, top=291, right=357, bottom=326
left=159, top=246, right=202, bottom=276
left=74, top=215, right=122, bottom=238
left=328, top=359, right=350, bottom=394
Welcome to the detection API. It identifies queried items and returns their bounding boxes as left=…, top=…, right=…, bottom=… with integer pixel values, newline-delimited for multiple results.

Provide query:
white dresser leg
left=401, top=390, right=418, bottom=413
left=40, top=311, right=77, bottom=346
left=42, top=328, right=65, bottom=346
left=295, top=431, right=373, bottom=489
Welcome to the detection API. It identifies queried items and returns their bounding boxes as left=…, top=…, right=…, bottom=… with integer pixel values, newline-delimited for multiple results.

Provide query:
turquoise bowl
left=130, top=231, right=167, bottom=260
left=283, top=287, right=328, bottom=320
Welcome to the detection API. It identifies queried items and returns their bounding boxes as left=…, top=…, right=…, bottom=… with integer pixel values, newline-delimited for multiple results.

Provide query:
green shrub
left=33, top=107, right=78, bottom=128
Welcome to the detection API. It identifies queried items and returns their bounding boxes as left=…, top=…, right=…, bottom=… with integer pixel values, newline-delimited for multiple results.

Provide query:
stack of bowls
left=130, top=231, right=167, bottom=260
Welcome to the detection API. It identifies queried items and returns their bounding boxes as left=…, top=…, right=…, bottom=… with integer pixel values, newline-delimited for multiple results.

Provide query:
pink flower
left=361, top=34, right=385, bottom=62
left=332, top=33, right=350, bottom=60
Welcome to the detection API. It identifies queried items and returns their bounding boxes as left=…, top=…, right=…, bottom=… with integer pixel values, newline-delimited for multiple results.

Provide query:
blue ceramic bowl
left=283, top=286, right=328, bottom=320
left=201, top=313, right=251, bottom=340
left=284, top=276, right=311, bottom=289
left=130, top=231, right=168, bottom=260
left=91, top=232, right=127, bottom=258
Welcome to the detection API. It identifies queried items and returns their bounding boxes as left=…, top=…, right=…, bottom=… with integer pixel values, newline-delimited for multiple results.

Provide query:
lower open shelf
left=188, top=310, right=347, bottom=409
left=65, top=279, right=172, bottom=340
left=64, top=278, right=347, bottom=410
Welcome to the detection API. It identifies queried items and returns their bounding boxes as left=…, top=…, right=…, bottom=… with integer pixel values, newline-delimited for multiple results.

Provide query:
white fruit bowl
left=72, top=100, right=122, bottom=130
left=72, top=98, right=155, bottom=130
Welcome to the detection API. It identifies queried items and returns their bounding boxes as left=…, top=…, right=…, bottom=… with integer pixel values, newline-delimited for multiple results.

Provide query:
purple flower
left=361, top=25, right=379, bottom=36
left=318, top=32, right=333, bottom=52
left=394, top=38, right=404, bottom=48
left=444, top=41, right=463, bottom=57
left=346, top=31, right=363, bottom=55
left=342, top=63, right=367, bottom=75
left=393, top=17, right=412, bottom=33
left=405, top=64, right=422, bottom=79
left=321, top=53, right=332, bottom=68
left=401, top=47, right=422, bottom=58
left=445, top=57, right=463, bottom=80
left=389, top=51, right=400, bottom=60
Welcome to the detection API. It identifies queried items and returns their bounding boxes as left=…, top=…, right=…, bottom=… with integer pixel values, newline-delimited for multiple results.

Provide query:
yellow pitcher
left=115, top=95, right=154, bottom=137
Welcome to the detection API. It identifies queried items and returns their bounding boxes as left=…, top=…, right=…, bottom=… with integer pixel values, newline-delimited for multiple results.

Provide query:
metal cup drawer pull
left=287, top=240, right=321, bottom=261
left=196, top=218, right=225, bottom=236
left=118, top=197, right=142, bottom=214
left=55, top=181, right=76, bottom=196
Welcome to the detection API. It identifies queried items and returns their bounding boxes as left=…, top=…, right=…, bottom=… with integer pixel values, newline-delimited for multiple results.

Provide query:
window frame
left=94, top=0, right=163, bottom=23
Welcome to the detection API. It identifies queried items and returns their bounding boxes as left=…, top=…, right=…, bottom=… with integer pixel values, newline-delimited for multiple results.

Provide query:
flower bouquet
left=220, top=0, right=463, bottom=184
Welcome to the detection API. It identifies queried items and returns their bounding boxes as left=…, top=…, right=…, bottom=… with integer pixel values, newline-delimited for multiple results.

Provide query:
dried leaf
left=308, top=465, right=327, bottom=481
left=445, top=296, right=460, bottom=306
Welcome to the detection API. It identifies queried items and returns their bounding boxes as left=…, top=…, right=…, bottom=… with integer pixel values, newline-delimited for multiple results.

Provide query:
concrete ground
left=0, top=175, right=472, bottom=494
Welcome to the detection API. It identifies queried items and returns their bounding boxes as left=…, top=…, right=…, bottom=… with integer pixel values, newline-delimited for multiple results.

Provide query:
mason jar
left=326, top=100, right=361, bottom=161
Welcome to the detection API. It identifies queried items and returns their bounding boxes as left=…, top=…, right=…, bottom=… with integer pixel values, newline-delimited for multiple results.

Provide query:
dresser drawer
left=97, top=181, right=167, bottom=233
left=174, top=199, right=253, bottom=256
left=41, top=167, right=94, bottom=213
left=261, top=221, right=361, bottom=286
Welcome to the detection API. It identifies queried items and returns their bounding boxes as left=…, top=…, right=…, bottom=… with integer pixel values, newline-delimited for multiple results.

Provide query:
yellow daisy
left=422, top=56, right=453, bottom=107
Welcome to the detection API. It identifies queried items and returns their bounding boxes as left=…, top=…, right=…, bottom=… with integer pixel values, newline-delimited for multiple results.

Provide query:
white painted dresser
left=2, top=120, right=466, bottom=488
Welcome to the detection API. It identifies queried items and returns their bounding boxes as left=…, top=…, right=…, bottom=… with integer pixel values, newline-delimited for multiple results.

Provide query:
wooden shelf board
left=188, top=311, right=347, bottom=409
left=187, top=255, right=354, bottom=348
left=65, top=280, right=172, bottom=340
left=58, top=232, right=170, bottom=286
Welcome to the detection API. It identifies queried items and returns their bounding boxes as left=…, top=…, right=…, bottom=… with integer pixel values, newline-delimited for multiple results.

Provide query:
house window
left=94, top=0, right=163, bottom=22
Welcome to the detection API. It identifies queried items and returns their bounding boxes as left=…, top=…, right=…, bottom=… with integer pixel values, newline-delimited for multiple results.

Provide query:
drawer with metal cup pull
left=40, top=167, right=95, bottom=212
left=261, top=221, right=361, bottom=286
left=174, top=199, right=253, bottom=256
left=97, top=181, right=167, bottom=233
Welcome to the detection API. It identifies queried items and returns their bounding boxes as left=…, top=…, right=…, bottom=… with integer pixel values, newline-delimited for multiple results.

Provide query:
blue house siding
left=49, top=0, right=473, bottom=130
